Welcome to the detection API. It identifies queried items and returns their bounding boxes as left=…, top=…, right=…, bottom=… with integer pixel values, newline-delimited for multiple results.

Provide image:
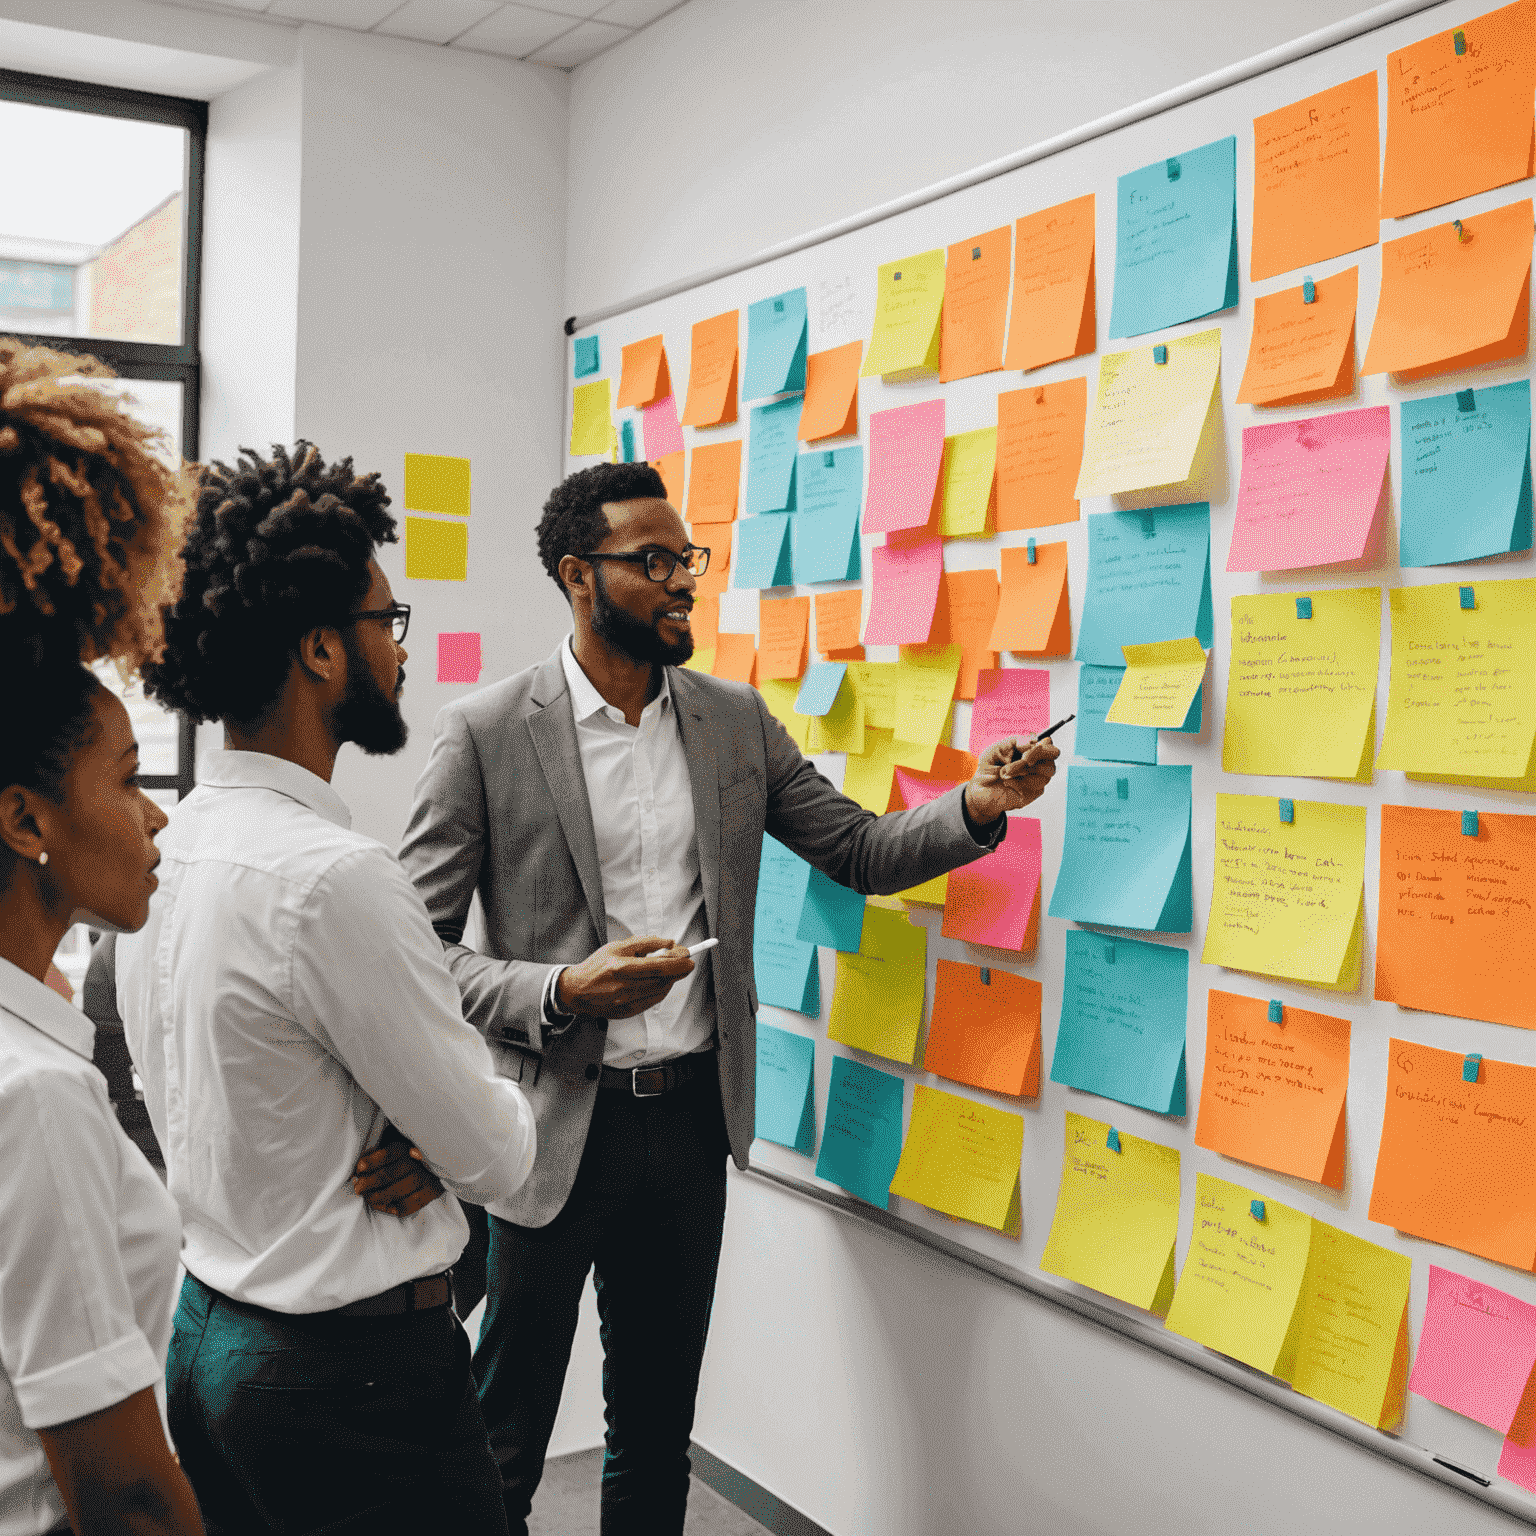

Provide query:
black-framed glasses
left=586, top=546, right=711, bottom=582
left=348, top=602, right=411, bottom=644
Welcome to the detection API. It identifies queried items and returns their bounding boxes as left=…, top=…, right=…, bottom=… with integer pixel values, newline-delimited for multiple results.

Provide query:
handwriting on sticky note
left=863, top=248, right=944, bottom=379
left=996, top=377, right=1086, bottom=531
left=1410, top=1264, right=1536, bottom=1434
left=939, top=225, right=1010, bottom=382
left=1006, top=193, right=1095, bottom=371
left=888, top=1084, right=1024, bottom=1235
left=798, top=340, right=861, bottom=442
left=680, top=310, right=739, bottom=427
left=815, top=1055, right=904, bottom=1209
left=1235, top=267, right=1357, bottom=406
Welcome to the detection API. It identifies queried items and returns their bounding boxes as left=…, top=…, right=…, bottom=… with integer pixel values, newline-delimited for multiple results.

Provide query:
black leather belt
left=335, top=1271, right=453, bottom=1317
left=599, top=1052, right=709, bottom=1097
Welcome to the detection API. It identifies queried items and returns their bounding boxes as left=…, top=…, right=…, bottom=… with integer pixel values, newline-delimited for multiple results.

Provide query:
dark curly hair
left=143, top=442, right=395, bottom=726
left=536, top=461, right=666, bottom=597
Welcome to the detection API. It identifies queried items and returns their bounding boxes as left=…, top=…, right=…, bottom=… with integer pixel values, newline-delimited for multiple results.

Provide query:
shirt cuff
left=960, top=789, right=1008, bottom=849
left=542, top=965, right=575, bottom=1028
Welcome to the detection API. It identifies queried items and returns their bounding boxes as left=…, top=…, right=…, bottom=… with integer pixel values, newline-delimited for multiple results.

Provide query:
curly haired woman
left=0, top=338, right=203, bottom=1535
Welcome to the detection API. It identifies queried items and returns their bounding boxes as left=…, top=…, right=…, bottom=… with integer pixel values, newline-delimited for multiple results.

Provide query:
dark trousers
left=167, top=1272, right=509, bottom=1535
left=474, top=1068, right=730, bottom=1536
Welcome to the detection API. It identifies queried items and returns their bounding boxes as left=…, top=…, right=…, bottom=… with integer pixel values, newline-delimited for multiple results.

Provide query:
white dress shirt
left=552, top=640, right=714, bottom=1067
left=116, top=750, right=536, bottom=1314
left=0, top=957, right=181, bottom=1536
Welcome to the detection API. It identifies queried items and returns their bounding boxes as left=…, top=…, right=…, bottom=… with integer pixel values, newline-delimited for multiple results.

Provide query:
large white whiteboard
left=563, top=0, right=1536, bottom=1520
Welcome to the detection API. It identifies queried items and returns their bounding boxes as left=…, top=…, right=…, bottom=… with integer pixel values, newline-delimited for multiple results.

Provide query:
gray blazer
left=398, top=643, right=1000, bottom=1227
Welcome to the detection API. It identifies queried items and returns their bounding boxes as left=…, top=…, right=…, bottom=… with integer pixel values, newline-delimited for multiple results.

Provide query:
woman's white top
left=0, top=956, right=181, bottom=1536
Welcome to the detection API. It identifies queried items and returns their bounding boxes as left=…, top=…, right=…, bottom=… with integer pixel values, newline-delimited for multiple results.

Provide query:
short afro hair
left=536, top=461, right=667, bottom=597
left=143, top=442, right=395, bottom=726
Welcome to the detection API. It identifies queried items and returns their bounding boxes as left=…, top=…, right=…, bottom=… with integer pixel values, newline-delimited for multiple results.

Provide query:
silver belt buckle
left=631, top=1065, right=667, bottom=1098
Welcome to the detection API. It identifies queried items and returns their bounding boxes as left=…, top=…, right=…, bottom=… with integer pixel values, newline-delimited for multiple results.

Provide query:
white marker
left=687, top=937, right=720, bottom=957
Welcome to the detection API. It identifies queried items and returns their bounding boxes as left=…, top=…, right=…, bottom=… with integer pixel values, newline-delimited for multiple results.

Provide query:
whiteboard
left=562, top=0, right=1536, bottom=1519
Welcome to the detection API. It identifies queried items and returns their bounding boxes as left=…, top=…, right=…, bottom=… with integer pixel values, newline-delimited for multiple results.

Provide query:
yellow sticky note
left=571, top=378, right=615, bottom=456
left=1203, top=794, right=1366, bottom=989
left=1224, top=589, right=1380, bottom=781
left=404, top=517, right=467, bottom=582
left=1076, top=328, right=1222, bottom=498
left=1039, top=1112, right=1180, bottom=1314
left=893, top=644, right=961, bottom=746
left=862, top=248, right=945, bottom=381
left=828, top=904, right=926, bottom=1063
left=1105, top=637, right=1207, bottom=728
left=938, top=427, right=997, bottom=537
left=806, top=682, right=865, bottom=755
left=1164, top=1172, right=1314, bottom=1376
left=1377, top=578, right=1536, bottom=781
left=844, top=662, right=898, bottom=731
left=757, top=678, right=811, bottom=750
left=840, top=727, right=906, bottom=814
left=403, top=453, right=470, bottom=518
left=888, top=1084, right=1023, bottom=1236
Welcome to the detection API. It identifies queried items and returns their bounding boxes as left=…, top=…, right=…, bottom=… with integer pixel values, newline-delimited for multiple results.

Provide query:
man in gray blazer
left=399, top=461, right=1058, bottom=1535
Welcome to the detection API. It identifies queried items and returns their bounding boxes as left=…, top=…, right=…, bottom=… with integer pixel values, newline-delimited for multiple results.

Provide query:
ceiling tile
left=268, top=0, right=404, bottom=24
left=449, top=2, right=574, bottom=55
left=526, top=0, right=614, bottom=16
left=593, top=0, right=683, bottom=27
left=156, top=0, right=280, bottom=12
left=373, top=0, right=500, bottom=42
left=526, top=15, right=628, bottom=65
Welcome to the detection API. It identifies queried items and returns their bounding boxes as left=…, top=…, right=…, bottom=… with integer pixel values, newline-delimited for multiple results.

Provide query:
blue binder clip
left=1463, top=1053, right=1483, bottom=1084
left=1462, top=810, right=1479, bottom=837
left=1302, top=278, right=1316, bottom=304
left=1279, top=798, right=1294, bottom=824
left=1268, top=1000, right=1283, bottom=1024
left=1457, top=389, right=1476, bottom=412
left=1027, top=538, right=1037, bottom=564
left=979, top=967, right=991, bottom=985
left=1107, top=1128, right=1122, bottom=1153
left=1166, top=157, right=1181, bottom=181
left=1461, top=586, right=1476, bottom=610
left=1295, top=597, right=1312, bottom=620
left=1453, top=28, right=1466, bottom=54
left=1250, top=1200, right=1267, bottom=1222
left=1153, top=344, right=1168, bottom=365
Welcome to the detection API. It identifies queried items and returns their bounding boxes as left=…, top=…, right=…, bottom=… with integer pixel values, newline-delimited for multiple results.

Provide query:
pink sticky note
left=863, top=538, right=943, bottom=646
left=893, top=766, right=955, bottom=810
left=1228, top=405, right=1389, bottom=572
left=437, top=631, right=483, bottom=684
left=643, top=395, right=684, bottom=460
left=1500, top=1429, right=1536, bottom=1493
left=942, top=816, right=1042, bottom=951
left=968, top=668, right=1050, bottom=757
left=1408, top=1265, right=1536, bottom=1434
left=864, top=399, right=945, bottom=535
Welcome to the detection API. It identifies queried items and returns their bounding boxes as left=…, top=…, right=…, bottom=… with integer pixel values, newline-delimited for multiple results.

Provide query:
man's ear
left=557, top=555, right=589, bottom=601
left=295, top=626, right=343, bottom=685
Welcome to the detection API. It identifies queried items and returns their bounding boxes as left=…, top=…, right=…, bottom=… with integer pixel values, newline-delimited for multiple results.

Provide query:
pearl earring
left=36, top=851, right=47, bottom=867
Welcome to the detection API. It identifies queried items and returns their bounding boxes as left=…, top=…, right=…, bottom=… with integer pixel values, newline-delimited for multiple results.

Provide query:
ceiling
left=143, top=0, right=686, bottom=69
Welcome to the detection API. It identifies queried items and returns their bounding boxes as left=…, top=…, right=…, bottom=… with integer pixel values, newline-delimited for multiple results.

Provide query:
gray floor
left=530, top=1447, right=769, bottom=1535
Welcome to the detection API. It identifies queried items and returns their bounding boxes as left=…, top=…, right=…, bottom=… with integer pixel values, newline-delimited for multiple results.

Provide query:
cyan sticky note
left=1107, top=1127, right=1122, bottom=1153
left=1109, top=134, right=1238, bottom=338
left=793, top=447, right=863, bottom=584
left=1051, top=931, right=1188, bottom=1115
left=1250, top=1200, right=1267, bottom=1221
left=1463, top=1052, right=1483, bottom=1083
left=746, top=396, right=801, bottom=516
left=795, top=661, right=848, bottom=717
left=743, top=287, right=808, bottom=401
left=735, top=513, right=794, bottom=589
left=620, top=419, right=636, bottom=462
left=796, top=866, right=866, bottom=953
left=1267, top=999, right=1284, bottom=1024
left=1075, top=665, right=1158, bottom=765
left=815, top=1055, right=905, bottom=1209
left=753, top=836, right=820, bottom=1016
left=755, top=1022, right=816, bottom=1154
left=573, top=335, right=600, bottom=377
left=1076, top=504, right=1213, bottom=667
left=1400, top=380, right=1532, bottom=567
left=1049, top=764, right=1193, bottom=932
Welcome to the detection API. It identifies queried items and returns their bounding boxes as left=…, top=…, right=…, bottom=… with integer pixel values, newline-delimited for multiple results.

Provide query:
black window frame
left=0, top=66, right=205, bottom=799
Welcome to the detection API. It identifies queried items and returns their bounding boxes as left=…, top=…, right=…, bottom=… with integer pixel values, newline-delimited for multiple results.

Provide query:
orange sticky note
left=927, top=568, right=999, bottom=700
left=1370, top=1039, right=1536, bottom=1270
left=996, top=378, right=1087, bottom=530
left=1381, top=0, right=1536, bottom=219
left=1004, top=193, right=1095, bottom=372
left=689, top=529, right=730, bottom=602
left=939, top=225, right=1011, bottom=382
left=758, top=596, right=809, bottom=681
left=1374, top=805, right=1536, bottom=1031
left=689, top=594, right=720, bottom=649
left=924, top=959, right=1042, bottom=1098
left=680, top=310, right=739, bottom=427
left=798, top=340, right=860, bottom=441
left=887, top=746, right=978, bottom=812
left=1195, top=990, right=1350, bottom=1189
left=617, top=334, right=671, bottom=409
left=1251, top=74, right=1379, bottom=282
left=815, top=588, right=864, bottom=656
left=987, top=542, right=1070, bottom=656
left=713, top=632, right=756, bottom=685
left=1236, top=267, right=1357, bottom=406
left=1361, top=198, right=1533, bottom=379
left=685, top=440, right=742, bottom=524
left=651, top=451, right=684, bottom=509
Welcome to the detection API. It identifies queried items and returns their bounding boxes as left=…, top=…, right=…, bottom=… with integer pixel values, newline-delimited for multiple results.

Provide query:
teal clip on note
left=773, top=297, right=784, bottom=312
left=1107, top=1127, right=1122, bottom=1153
left=1457, top=389, right=1476, bottom=412
left=893, top=270, right=902, bottom=281
left=1461, top=586, right=1476, bottom=609
left=1453, top=28, right=1466, bottom=53
left=824, top=451, right=835, bottom=467
left=1104, top=944, right=1116, bottom=964
left=979, top=967, right=991, bottom=985
left=573, top=335, right=600, bottom=377
left=1302, top=278, right=1316, bottom=304
left=1117, top=777, right=1130, bottom=800
left=1453, top=218, right=1469, bottom=243
left=1295, top=597, right=1312, bottom=619
left=1166, top=157, right=1181, bottom=181
left=1027, top=538, right=1037, bottom=564
left=1462, top=809, right=1479, bottom=837
left=1279, top=798, right=1294, bottom=824
left=1153, top=344, right=1168, bottom=364
left=620, top=419, right=636, bottom=462
left=972, top=246, right=982, bottom=260
left=1268, top=999, right=1283, bottom=1024
left=1250, top=1200, right=1266, bottom=1222
left=1463, top=1052, right=1483, bottom=1084
left=1139, top=509, right=1156, bottom=537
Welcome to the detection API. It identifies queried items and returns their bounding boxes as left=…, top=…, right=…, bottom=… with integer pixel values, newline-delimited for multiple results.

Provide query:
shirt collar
left=0, top=955, right=94, bottom=1060
left=198, top=749, right=353, bottom=830
left=561, top=636, right=672, bottom=726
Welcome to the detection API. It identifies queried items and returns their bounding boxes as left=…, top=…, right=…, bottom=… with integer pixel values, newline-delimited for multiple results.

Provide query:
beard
left=334, top=628, right=409, bottom=756
left=590, top=564, right=693, bottom=667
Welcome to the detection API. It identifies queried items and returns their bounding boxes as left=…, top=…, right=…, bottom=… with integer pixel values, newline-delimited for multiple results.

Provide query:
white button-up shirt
left=117, top=751, right=536, bottom=1314
left=556, top=640, right=713, bottom=1067
left=0, top=957, right=181, bottom=1536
